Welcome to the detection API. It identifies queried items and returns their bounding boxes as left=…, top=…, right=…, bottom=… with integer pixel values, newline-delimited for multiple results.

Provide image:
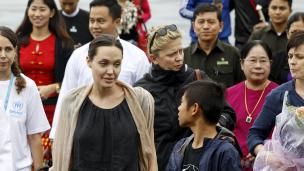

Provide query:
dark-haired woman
left=248, top=31, right=304, bottom=171
left=0, top=26, right=49, bottom=171
left=51, top=34, right=157, bottom=171
left=15, top=0, right=73, bottom=163
left=226, top=41, right=278, bottom=170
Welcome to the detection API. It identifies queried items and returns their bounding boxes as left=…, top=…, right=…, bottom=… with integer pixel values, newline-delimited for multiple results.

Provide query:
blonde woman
left=134, top=24, right=238, bottom=170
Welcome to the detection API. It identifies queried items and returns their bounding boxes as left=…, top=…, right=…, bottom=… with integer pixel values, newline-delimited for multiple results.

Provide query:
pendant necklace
left=244, top=81, right=268, bottom=123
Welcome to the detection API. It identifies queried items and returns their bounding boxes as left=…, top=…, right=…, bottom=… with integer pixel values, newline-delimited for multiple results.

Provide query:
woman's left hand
left=241, top=153, right=255, bottom=168
left=38, top=84, right=56, bottom=100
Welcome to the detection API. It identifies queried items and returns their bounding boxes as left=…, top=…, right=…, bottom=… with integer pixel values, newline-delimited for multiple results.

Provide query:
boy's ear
left=191, top=103, right=201, bottom=116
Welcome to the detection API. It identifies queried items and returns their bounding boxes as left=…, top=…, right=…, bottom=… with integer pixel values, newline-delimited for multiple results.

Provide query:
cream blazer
left=51, top=81, right=158, bottom=171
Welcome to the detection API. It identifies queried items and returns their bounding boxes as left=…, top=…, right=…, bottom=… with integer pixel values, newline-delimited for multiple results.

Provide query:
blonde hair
left=147, top=25, right=182, bottom=56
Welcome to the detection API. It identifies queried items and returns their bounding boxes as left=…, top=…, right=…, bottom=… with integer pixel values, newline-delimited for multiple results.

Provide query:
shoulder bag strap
left=195, top=69, right=202, bottom=80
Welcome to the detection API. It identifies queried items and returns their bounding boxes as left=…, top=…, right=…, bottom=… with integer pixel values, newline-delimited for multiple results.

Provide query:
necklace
left=244, top=81, right=268, bottom=123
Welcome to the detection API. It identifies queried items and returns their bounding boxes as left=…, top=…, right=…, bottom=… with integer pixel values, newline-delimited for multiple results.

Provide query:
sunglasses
left=149, top=24, right=178, bottom=53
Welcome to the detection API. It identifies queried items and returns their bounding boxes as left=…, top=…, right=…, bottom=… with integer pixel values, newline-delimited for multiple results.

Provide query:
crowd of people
left=0, top=0, right=304, bottom=170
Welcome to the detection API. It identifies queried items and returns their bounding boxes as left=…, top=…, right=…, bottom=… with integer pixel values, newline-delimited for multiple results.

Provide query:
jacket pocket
left=213, top=65, right=234, bottom=86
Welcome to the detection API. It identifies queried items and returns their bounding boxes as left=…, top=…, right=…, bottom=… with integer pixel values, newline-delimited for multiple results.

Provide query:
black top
left=249, top=23, right=288, bottom=57
left=60, top=9, right=93, bottom=48
left=72, top=97, right=139, bottom=171
left=271, top=51, right=290, bottom=84
left=230, top=0, right=269, bottom=49
left=183, top=40, right=243, bottom=87
left=182, top=140, right=205, bottom=171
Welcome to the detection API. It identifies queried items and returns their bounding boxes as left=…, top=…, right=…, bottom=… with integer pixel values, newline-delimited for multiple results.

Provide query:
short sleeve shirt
left=0, top=75, right=50, bottom=170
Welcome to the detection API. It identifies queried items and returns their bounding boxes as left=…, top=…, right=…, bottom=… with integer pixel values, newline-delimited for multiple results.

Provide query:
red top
left=19, top=34, right=55, bottom=86
left=133, top=0, right=151, bottom=35
left=226, top=81, right=278, bottom=157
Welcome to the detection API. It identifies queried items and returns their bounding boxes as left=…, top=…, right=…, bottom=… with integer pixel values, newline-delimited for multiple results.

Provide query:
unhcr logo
left=9, top=101, right=24, bottom=117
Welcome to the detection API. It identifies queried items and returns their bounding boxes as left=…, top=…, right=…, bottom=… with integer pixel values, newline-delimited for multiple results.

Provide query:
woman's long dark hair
left=16, top=0, right=73, bottom=48
left=0, top=26, right=26, bottom=94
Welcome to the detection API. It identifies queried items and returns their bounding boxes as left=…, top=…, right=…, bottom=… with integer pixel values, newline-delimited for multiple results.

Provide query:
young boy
left=166, top=80, right=241, bottom=171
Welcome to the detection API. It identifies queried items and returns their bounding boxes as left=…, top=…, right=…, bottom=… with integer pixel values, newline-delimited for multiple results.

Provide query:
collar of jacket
left=190, top=40, right=226, bottom=55
left=264, top=23, right=287, bottom=36
left=176, top=126, right=241, bottom=156
left=148, top=64, right=194, bottom=85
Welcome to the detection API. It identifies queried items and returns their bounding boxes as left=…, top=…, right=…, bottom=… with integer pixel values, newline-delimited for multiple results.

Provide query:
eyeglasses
left=149, top=24, right=178, bottom=53
left=244, top=58, right=270, bottom=65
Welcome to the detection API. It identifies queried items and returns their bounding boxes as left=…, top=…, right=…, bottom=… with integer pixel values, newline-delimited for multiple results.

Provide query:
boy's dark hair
left=88, top=34, right=123, bottom=60
left=183, top=80, right=225, bottom=125
left=270, top=0, right=292, bottom=8
left=89, top=0, right=122, bottom=21
left=287, top=31, right=304, bottom=52
left=287, top=12, right=304, bottom=32
left=193, top=4, right=222, bottom=22
left=241, top=40, right=273, bottom=60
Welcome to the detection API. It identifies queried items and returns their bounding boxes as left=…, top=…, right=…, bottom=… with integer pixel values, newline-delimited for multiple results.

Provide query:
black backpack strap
left=215, top=126, right=243, bottom=158
left=195, top=69, right=203, bottom=80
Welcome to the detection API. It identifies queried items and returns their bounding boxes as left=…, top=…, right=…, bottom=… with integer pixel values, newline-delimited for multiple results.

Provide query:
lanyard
left=4, top=74, right=15, bottom=111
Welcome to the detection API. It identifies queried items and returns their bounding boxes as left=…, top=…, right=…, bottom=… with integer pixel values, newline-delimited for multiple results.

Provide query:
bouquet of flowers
left=118, top=1, right=138, bottom=34
left=254, top=92, right=304, bottom=171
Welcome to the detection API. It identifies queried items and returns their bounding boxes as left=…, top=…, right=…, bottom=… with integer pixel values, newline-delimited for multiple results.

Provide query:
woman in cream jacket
left=51, top=34, right=157, bottom=171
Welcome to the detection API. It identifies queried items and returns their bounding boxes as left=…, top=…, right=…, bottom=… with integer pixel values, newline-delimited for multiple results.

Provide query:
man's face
left=89, top=6, right=120, bottom=38
left=59, top=0, right=78, bottom=14
left=192, top=12, right=223, bottom=43
left=268, top=0, right=291, bottom=25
